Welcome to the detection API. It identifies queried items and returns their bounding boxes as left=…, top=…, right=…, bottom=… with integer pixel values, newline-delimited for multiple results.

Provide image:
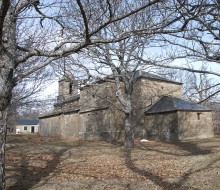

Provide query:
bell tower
left=57, top=74, right=78, bottom=102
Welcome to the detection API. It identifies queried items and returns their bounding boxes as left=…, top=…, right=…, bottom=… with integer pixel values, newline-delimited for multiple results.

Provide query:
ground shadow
left=168, top=140, right=213, bottom=155
left=136, top=140, right=213, bottom=157
left=7, top=147, right=69, bottom=190
left=5, top=135, right=87, bottom=190
left=123, top=141, right=220, bottom=190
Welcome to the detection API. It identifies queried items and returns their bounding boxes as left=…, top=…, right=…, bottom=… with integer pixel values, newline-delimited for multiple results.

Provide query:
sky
left=42, top=58, right=220, bottom=101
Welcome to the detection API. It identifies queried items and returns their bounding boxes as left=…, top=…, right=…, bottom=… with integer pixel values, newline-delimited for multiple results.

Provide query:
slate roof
left=146, top=96, right=212, bottom=114
left=16, top=119, right=39, bottom=125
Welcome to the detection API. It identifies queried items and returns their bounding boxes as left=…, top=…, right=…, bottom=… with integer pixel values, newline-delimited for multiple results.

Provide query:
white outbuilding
left=15, top=119, right=39, bottom=134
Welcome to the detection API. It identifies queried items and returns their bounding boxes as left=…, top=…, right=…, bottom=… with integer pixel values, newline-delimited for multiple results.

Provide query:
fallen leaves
left=5, top=135, right=220, bottom=190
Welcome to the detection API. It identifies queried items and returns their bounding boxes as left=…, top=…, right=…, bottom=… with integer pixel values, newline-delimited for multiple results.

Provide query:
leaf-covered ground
left=5, top=135, right=220, bottom=190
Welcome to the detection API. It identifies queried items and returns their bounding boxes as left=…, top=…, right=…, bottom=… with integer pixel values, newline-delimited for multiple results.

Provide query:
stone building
left=39, top=71, right=214, bottom=140
left=145, top=96, right=213, bottom=140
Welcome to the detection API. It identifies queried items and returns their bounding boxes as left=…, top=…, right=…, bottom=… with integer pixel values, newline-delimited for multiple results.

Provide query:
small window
left=197, top=113, right=201, bottom=120
left=24, top=126, right=27, bottom=130
left=69, top=82, right=73, bottom=94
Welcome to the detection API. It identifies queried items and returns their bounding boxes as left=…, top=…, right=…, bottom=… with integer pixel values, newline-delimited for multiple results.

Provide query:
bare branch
left=76, top=0, right=90, bottom=42
left=0, top=0, right=9, bottom=43
left=138, top=57, right=220, bottom=78
left=89, top=0, right=161, bottom=36
left=199, top=89, right=220, bottom=104
left=14, top=57, right=59, bottom=83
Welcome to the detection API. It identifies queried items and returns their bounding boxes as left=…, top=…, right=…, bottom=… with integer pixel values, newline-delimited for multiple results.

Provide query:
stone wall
left=61, top=112, right=81, bottom=137
left=54, top=98, right=80, bottom=112
left=39, top=115, right=62, bottom=137
left=140, top=79, right=182, bottom=107
left=57, top=78, right=79, bottom=101
left=178, top=111, right=214, bottom=140
left=79, top=81, right=117, bottom=112
left=132, top=79, right=182, bottom=137
left=144, top=112, right=179, bottom=141
left=144, top=111, right=214, bottom=141
left=79, top=108, right=125, bottom=140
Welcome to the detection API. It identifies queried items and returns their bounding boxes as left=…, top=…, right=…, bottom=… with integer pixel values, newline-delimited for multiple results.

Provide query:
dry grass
left=5, top=134, right=220, bottom=190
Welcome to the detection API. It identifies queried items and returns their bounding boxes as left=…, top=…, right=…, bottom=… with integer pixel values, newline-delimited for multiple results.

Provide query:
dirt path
left=5, top=135, right=220, bottom=190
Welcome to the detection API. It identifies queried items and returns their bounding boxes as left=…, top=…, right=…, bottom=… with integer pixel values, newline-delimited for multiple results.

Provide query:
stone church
left=39, top=71, right=214, bottom=141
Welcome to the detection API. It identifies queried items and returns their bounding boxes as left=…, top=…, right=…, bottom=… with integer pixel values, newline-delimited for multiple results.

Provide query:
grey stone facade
left=39, top=72, right=214, bottom=141
left=145, top=96, right=214, bottom=140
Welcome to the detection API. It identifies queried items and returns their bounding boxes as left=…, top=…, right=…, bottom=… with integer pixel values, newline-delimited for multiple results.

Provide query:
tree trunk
left=0, top=52, right=14, bottom=189
left=0, top=6, right=16, bottom=188
left=0, top=109, right=8, bottom=190
left=0, top=57, right=14, bottom=190
left=124, top=113, right=134, bottom=149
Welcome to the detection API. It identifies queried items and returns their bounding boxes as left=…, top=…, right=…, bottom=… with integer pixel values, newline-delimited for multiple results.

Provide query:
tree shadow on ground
left=7, top=147, right=69, bottom=190
left=123, top=148, right=220, bottom=190
left=6, top=137, right=87, bottom=190
left=168, top=140, right=213, bottom=155
left=136, top=140, right=213, bottom=157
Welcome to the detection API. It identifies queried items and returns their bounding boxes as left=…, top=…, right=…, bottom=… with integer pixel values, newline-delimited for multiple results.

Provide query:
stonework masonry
left=39, top=72, right=214, bottom=141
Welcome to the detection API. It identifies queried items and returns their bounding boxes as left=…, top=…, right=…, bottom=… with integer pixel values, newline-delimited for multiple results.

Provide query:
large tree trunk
left=124, top=113, right=134, bottom=149
left=0, top=108, right=9, bottom=190
left=0, top=64, right=14, bottom=189
left=0, top=51, right=14, bottom=190
left=0, top=4, right=16, bottom=188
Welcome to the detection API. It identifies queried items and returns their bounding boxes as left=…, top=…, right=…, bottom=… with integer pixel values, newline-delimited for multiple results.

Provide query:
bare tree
left=158, top=64, right=220, bottom=104
left=182, top=70, right=219, bottom=105
left=1, top=0, right=193, bottom=188
left=137, top=0, right=220, bottom=99
left=2, top=0, right=217, bottom=187
left=173, top=0, right=220, bottom=62
left=58, top=1, right=196, bottom=149
left=8, top=67, right=55, bottom=132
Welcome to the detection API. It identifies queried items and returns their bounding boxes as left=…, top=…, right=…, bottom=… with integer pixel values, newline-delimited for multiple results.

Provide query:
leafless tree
left=1, top=0, right=184, bottom=188
left=171, top=0, right=220, bottom=62
left=59, top=1, right=197, bottom=149
left=137, top=1, right=220, bottom=100
left=159, top=64, right=220, bottom=104
left=8, top=68, right=55, bottom=132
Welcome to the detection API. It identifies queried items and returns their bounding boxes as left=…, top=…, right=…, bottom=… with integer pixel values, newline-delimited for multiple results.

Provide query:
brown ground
left=5, top=135, right=220, bottom=190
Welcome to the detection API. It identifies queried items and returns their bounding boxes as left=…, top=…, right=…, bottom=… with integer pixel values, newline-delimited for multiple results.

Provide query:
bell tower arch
left=57, top=74, right=78, bottom=102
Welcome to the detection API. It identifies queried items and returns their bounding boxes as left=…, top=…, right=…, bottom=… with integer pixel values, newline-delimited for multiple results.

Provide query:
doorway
left=31, top=126, right=35, bottom=133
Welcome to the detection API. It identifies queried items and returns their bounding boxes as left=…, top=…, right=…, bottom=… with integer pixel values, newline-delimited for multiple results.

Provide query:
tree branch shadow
left=168, top=140, right=213, bottom=155
left=6, top=146, right=70, bottom=190
left=136, top=140, right=213, bottom=157
left=123, top=146, right=219, bottom=190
